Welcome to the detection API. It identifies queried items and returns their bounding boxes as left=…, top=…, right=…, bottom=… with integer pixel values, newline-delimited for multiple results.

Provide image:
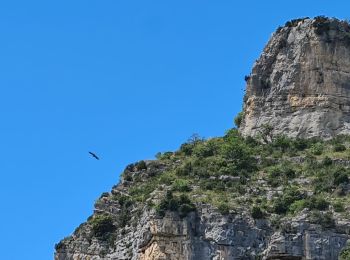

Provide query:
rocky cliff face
left=54, top=159, right=350, bottom=260
left=55, top=17, right=350, bottom=260
left=240, top=17, right=350, bottom=139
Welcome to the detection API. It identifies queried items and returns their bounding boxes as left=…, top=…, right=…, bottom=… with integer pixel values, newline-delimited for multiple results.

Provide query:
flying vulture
left=89, top=151, right=100, bottom=160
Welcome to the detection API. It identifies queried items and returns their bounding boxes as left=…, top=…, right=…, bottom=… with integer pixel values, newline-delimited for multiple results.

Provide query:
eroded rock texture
left=55, top=201, right=350, bottom=260
left=240, top=17, right=350, bottom=139
left=55, top=17, right=350, bottom=260
left=55, top=160, right=350, bottom=260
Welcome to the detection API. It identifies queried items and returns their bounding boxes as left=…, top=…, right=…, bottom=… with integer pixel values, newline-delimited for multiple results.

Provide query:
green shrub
left=309, top=211, right=335, bottom=228
left=172, top=179, right=191, bottom=192
left=199, top=179, right=214, bottom=190
left=136, top=160, right=147, bottom=171
left=306, top=196, right=329, bottom=211
left=313, top=16, right=331, bottom=35
left=178, top=203, right=196, bottom=218
left=125, top=163, right=135, bottom=172
left=314, top=175, right=333, bottom=193
left=118, top=211, right=129, bottom=228
left=159, top=173, right=176, bottom=185
left=310, top=143, right=324, bottom=155
left=279, top=165, right=296, bottom=179
left=218, top=202, right=230, bottom=215
left=179, top=134, right=204, bottom=156
left=100, top=192, right=110, bottom=199
left=155, top=152, right=162, bottom=159
left=221, top=137, right=256, bottom=173
left=331, top=134, right=350, bottom=145
left=266, top=164, right=296, bottom=187
left=313, top=167, right=348, bottom=193
left=334, top=170, right=349, bottom=186
left=259, top=124, right=273, bottom=143
left=192, top=139, right=221, bottom=158
left=90, top=215, right=116, bottom=238
left=293, top=138, right=309, bottom=151
left=179, top=143, right=194, bottom=156
left=175, top=161, right=193, bottom=176
left=285, top=18, right=309, bottom=28
left=322, top=156, right=333, bottom=166
left=157, top=151, right=173, bottom=160
left=190, top=158, right=215, bottom=178
left=273, top=187, right=304, bottom=214
left=113, top=194, right=133, bottom=208
left=251, top=206, right=264, bottom=219
left=272, top=135, right=293, bottom=153
left=289, top=199, right=307, bottom=214
left=123, top=173, right=133, bottom=182
left=339, top=241, right=350, bottom=260
left=311, top=166, right=350, bottom=193
left=333, top=143, right=346, bottom=152
left=55, top=240, right=66, bottom=251
left=199, top=179, right=226, bottom=191
left=334, top=184, right=347, bottom=197
left=129, top=179, right=159, bottom=202
left=156, top=191, right=195, bottom=218
left=234, top=112, right=243, bottom=128
left=333, top=201, right=345, bottom=212
left=266, top=167, right=282, bottom=187
left=156, top=191, right=177, bottom=216
left=273, top=199, right=288, bottom=214
left=245, top=136, right=260, bottom=147
left=179, top=194, right=196, bottom=217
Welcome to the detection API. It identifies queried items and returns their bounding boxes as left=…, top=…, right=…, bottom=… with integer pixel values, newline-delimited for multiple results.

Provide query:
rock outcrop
left=240, top=17, right=350, bottom=139
left=55, top=17, right=350, bottom=260
left=55, top=158, right=350, bottom=260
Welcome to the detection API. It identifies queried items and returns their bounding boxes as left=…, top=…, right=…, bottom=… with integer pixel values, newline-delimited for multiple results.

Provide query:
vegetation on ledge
left=85, top=123, right=350, bottom=241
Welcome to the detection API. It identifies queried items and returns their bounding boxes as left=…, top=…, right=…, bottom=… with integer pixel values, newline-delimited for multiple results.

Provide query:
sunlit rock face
left=54, top=144, right=350, bottom=260
left=55, top=17, right=350, bottom=260
left=240, top=17, right=350, bottom=139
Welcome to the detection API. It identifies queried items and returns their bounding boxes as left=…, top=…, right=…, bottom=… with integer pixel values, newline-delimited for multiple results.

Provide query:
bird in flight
left=89, top=151, right=100, bottom=160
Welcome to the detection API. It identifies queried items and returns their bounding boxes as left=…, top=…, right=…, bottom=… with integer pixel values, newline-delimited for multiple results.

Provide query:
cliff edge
left=240, top=17, right=350, bottom=139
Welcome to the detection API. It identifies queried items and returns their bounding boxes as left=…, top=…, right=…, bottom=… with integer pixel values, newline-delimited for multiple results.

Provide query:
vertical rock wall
left=240, top=18, right=350, bottom=139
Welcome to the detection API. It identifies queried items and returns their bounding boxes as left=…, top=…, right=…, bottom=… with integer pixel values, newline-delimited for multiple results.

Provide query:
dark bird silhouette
left=89, top=151, right=100, bottom=160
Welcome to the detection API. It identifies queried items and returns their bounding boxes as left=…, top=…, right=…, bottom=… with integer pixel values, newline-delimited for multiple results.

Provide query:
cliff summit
left=240, top=17, right=350, bottom=139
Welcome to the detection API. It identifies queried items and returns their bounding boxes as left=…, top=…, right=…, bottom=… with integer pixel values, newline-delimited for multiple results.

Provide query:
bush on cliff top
left=156, top=191, right=196, bottom=218
left=120, top=127, right=350, bottom=223
left=90, top=215, right=116, bottom=238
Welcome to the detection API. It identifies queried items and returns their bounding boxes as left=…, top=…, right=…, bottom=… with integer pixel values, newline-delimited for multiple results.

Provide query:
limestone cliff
left=55, top=154, right=350, bottom=260
left=55, top=17, right=350, bottom=260
left=240, top=17, right=350, bottom=139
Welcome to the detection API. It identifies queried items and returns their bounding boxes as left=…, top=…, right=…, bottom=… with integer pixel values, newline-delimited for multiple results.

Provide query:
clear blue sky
left=0, top=1, right=349, bottom=259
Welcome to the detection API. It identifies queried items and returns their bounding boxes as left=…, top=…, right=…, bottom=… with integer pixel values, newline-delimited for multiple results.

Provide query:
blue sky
left=0, top=1, right=349, bottom=259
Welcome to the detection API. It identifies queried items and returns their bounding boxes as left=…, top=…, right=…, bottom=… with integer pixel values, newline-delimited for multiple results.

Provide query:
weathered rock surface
left=240, top=17, right=350, bottom=139
left=55, top=17, right=350, bottom=260
left=55, top=160, right=350, bottom=260
left=55, top=201, right=350, bottom=260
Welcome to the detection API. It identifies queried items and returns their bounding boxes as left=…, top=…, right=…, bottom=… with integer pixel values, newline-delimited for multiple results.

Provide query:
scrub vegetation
left=84, top=120, right=350, bottom=242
